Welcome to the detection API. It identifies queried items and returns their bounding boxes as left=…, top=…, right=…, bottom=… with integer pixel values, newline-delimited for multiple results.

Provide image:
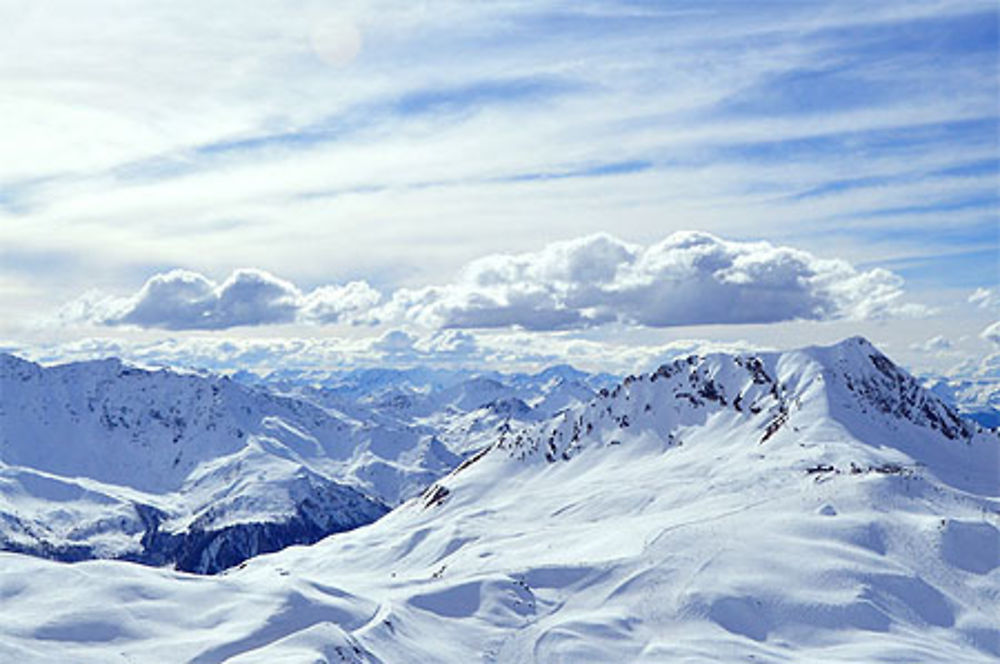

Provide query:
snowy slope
left=0, top=354, right=606, bottom=574
left=1, top=338, right=998, bottom=662
left=0, top=354, right=395, bottom=572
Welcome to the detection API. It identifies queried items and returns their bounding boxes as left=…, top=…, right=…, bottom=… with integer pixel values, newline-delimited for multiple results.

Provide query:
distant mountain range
left=0, top=353, right=609, bottom=573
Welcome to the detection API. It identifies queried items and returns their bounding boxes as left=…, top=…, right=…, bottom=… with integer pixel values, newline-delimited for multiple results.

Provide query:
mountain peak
left=466, top=337, right=992, bottom=496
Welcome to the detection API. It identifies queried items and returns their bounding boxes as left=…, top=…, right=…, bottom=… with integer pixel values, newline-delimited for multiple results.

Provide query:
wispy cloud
left=981, top=321, right=1000, bottom=348
left=969, top=287, right=1000, bottom=310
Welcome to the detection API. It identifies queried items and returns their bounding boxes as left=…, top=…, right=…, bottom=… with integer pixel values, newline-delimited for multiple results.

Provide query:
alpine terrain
left=0, top=353, right=604, bottom=573
left=0, top=337, right=997, bottom=662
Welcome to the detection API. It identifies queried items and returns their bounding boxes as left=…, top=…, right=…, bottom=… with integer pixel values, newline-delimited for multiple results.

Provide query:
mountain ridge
left=0, top=349, right=605, bottom=573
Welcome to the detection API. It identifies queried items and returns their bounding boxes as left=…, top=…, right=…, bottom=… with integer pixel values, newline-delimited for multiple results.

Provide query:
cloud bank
left=68, top=232, right=924, bottom=331
left=7, top=330, right=764, bottom=377
left=79, top=268, right=380, bottom=330
left=2, top=0, right=994, bottom=352
left=385, top=231, right=925, bottom=330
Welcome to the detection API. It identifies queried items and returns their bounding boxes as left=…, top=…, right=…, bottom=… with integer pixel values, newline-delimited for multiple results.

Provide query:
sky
left=0, top=0, right=997, bottom=377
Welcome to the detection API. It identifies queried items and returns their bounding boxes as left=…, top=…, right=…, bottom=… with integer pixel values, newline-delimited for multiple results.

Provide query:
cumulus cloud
left=369, top=328, right=482, bottom=364
left=77, top=268, right=381, bottom=330
left=383, top=231, right=925, bottom=330
left=115, top=269, right=299, bottom=329
left=300, top=281, right=383, bottom=324
left=371, top=329, right=419, bottom=354
left=62, top=231, right=924, bottom=332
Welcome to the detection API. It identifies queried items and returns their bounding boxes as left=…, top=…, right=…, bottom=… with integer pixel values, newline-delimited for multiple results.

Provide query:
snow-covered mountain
left=0, top=354, right=401, bottom=573
left=1, top=337, right=997, bottom=662
left=0, top=353, right=604, bottom=574
left=245, top=362, right=613, bottom=458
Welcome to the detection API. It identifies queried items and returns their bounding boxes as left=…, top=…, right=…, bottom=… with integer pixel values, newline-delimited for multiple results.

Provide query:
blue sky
left=0, top=0, right=996, bottom=375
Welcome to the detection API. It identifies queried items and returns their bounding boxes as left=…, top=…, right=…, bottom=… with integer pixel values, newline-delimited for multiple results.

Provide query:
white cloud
left=969, top=287, right=999, bottom=311
left=2, top=0, right=991, bottom=354
left=71, top=268, right=381, bottom=330
left=118, top=269, right=298, bottom=329
left=369, top=328, right=483, bottom=364
left=909, top=335, right=954, bottom=354
left=4, top=329, right=766, bottom=377
left=60, top=231, right=923, bottom=332
left=383, top=231, right=925, bottom=331
left=370, top=329, right=419, bottom=354
left=1, top=0, right=993, bottom=325
left=981, top=321, right=1000, bottom=348
left=301, top=281, right=383, bottom=324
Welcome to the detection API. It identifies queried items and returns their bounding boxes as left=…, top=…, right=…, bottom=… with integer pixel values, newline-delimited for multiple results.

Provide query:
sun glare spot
left=309, top=14, right=363, bottom=67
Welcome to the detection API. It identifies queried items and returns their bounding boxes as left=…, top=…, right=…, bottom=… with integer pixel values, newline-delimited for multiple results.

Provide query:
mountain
left=247, top=362, right=611, bottom=457
left=1, top=337, right=997, bottom=662
left=0, top=353, right=603, bottom=574
left=0, top=353, right=396, bottom=573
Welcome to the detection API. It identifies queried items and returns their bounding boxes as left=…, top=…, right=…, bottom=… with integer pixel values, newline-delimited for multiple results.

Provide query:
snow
left=1, top=337, right=998, bottom=662
left=0, top=352, right=604, bottom=571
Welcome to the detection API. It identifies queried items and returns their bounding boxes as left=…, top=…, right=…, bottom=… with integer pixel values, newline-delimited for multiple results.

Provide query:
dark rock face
left=139, top=502, right=388, bottom=574
left=843, top=350, right=974, bottom=441
left=489, top=340, right=985, bottom=473
left=0, top=352, right=399, bottom=575
left=3, top=490, right=388, bottom=575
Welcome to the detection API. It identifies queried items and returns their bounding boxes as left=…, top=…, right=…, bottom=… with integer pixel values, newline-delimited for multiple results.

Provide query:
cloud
left=301, top=281, right=383, bottom=324
left=5, top=329, right=765, bottom=377
left=2, top=1, right=994, bottom=287
left=969, top=287, right=999, bottom=310
left=0, top=0, right=993, bottom=370
left=370, top=328, right=482, bottom=363
left=115, top=269, right=299, bottom=329
left=981, top=321, right=1000, bottom=348
left=370, top=329, right=419, bottom=354
left=383, top=231, right=926, bottom=330
left=62, top=231, right=923, bottom=332
left=910, top=335, right=954, bottom=354
left=76, top=268, right=381, bottom=330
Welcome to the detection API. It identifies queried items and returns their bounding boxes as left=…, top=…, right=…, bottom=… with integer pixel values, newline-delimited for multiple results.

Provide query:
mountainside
left=0, top=353, right=602, bottom=573
left=1, top=337, right=997, bottom=662
left=248, top=364, right=614, bottom=454
left=0, top=354, right=399, bottom=573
